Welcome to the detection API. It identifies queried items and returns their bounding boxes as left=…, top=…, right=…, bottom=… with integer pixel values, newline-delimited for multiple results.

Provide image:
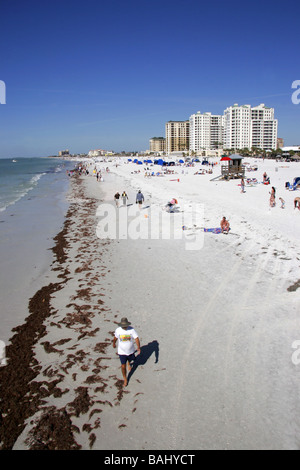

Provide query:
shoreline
left=0, top=160, right=300, bottom=450
left=0, top=174, right=120, bottom=449
left=0, top=158, right=72, bottom=344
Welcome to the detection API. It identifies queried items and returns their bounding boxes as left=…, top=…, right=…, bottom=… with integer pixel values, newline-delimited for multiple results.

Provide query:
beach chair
left=287, top=177, right=300, bottom=191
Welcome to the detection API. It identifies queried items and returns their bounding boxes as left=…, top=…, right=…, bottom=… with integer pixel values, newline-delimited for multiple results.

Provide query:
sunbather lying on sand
left=165, top=198, right=178, bottom=212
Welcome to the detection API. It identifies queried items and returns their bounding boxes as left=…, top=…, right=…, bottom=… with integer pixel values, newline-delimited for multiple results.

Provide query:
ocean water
left=0, top=157, right=70, bottom=213
left=0, top=157, right=75, bottom=343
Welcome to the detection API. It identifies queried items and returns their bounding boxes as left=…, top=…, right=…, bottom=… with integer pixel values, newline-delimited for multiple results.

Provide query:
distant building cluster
left=87, top=149, right=114, bottom=157
left=58, top=149, right=70, bottom=157
left=150, top=103, right=280, bottom=155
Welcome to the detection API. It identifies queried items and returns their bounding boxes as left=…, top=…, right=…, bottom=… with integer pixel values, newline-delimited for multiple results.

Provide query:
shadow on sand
left=127, top=340, right=159, bottom=384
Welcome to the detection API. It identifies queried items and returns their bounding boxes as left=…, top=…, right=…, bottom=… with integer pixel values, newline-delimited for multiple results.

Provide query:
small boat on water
left=12, top=159, right=17, bottom=162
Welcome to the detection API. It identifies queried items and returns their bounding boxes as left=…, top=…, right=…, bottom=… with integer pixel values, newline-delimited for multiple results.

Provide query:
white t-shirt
left=115, top=326, right=138, bottom=355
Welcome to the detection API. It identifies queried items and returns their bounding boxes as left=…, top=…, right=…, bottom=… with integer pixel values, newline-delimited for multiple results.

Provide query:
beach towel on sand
left=204, top=228, right=222, bottom=234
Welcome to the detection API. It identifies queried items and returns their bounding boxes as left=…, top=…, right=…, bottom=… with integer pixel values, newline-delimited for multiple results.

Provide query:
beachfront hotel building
left=149, top=137, right=166, bottom=152
left=251, top=104, right=278, bottom=150
left=165, top=121, right=189, bottom=153
left=58, top=149, right=70, bottom=157
left=223, top=103, right=278, bottom=150
left=189, top=112, right=223, bottom=152
left=223, top=104, right=252, bottom=150
left=164, top=103, right=278, bottom=155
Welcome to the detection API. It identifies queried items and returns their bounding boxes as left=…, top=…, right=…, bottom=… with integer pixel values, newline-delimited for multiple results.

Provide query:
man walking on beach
left=122, top=191, right=128, bottom=206
left=114, top=192, right=120, bottom=208
left=113, top=317, right=141, bottom=387
left=136, top=190, right=144, bottom=208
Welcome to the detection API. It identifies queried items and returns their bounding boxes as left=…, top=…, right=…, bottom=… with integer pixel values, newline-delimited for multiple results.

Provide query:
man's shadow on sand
left=127, top=340, right=159, bottom=384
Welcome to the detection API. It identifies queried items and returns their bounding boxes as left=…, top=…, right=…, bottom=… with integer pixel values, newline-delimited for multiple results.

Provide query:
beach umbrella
left=293, top=177, right=300, bottom=185
left=220, top=156, right=231, bottom=161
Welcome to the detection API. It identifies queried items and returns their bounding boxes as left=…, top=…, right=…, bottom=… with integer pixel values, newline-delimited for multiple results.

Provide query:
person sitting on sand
left=263, top=172, right=270, bottom=184
left=294, top=197, right=300, bottom=210
left=220, top=216, right=230, bottom=233
left=113, top=317, right=141, bottom=388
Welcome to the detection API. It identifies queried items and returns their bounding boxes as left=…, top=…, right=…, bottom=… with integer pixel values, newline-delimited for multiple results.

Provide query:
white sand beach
left=1, top=156, right=300, bottom=450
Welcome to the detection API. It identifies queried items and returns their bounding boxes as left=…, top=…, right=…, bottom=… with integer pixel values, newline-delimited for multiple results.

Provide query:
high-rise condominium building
left=224, top=103, right=278, bottom=150
left=223, top=104, right=252, bottom=150
left=165, top=103, right=277, bottom=155
left=189, top=112, right=223, bottom=152
left=149, top=137, right=165, bottom=152
left=251, top=104, right=278, bottom=150
left=165, top=121, right=189, bottom=153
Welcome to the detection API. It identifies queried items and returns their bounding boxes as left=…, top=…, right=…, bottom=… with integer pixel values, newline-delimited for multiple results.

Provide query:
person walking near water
left=136, top=190, right=144, bottom=208
left=122, top=191, right=128, bottom=206
left=113, top=317, right=141, bottom=387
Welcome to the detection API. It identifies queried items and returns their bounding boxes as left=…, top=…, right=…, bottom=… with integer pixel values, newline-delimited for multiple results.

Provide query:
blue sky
left=0, top=0, right=299, bottom=157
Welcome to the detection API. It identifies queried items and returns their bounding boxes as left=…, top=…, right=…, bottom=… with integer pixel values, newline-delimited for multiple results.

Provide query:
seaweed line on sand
left=0, top=174, right=112, bottom=450
left=0, top=229, right=72, bottom=448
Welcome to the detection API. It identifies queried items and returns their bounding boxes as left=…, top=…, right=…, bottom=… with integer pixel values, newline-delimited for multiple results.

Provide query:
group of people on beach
left=239, top=172, right=300, bottom=210
left=114, top=190, right=145, bottom=208
left=114, top=191, right=129, bottom=207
